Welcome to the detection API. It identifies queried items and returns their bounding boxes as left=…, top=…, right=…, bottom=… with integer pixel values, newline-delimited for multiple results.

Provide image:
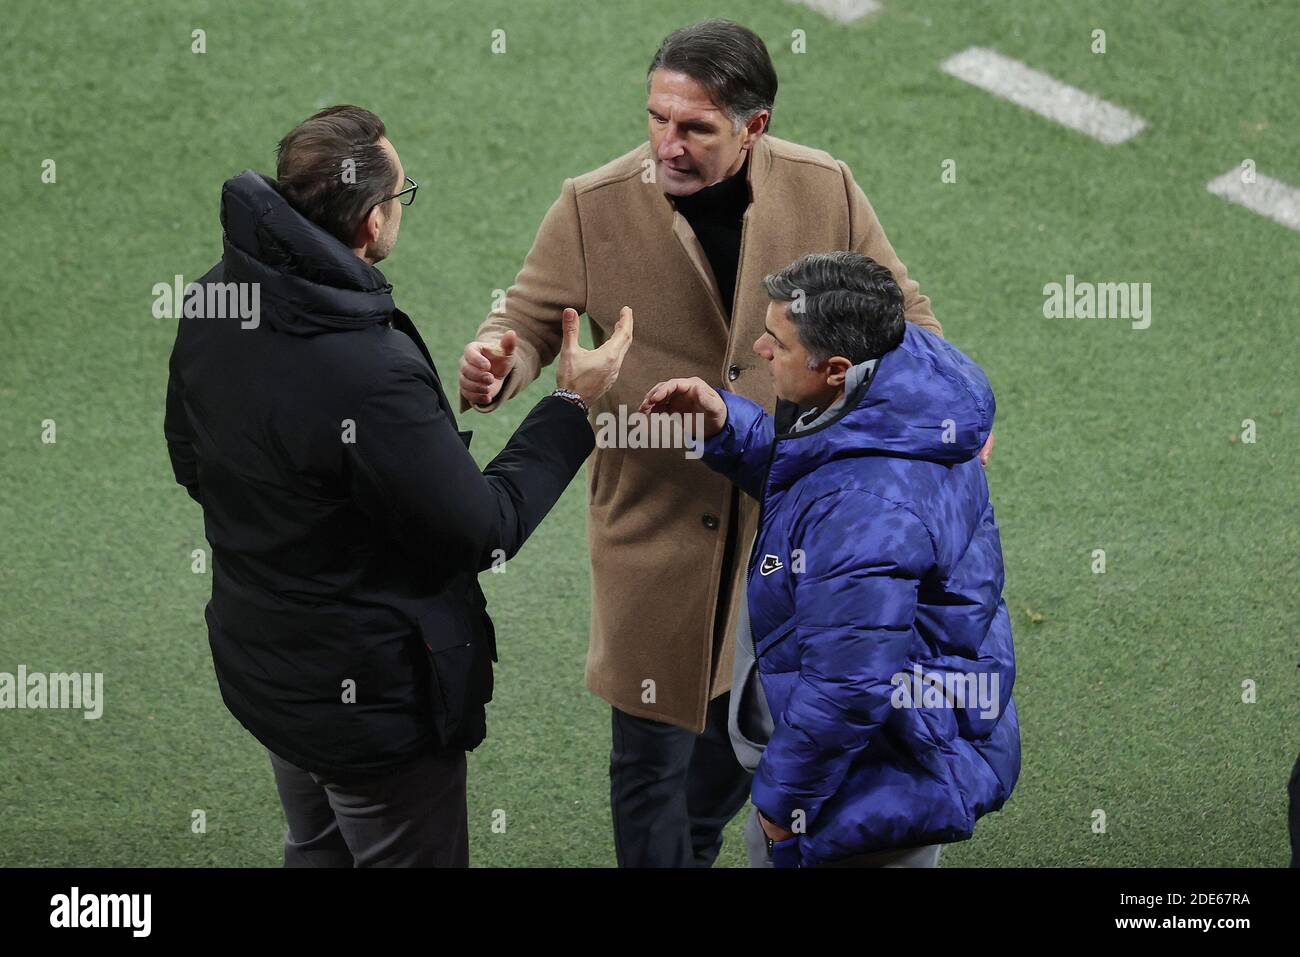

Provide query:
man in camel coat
left=457, top=19, right=949, bottom=867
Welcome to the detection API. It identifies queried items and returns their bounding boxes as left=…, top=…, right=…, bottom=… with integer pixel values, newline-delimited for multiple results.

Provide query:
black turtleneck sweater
left=671, top=155, right=751, bottom=322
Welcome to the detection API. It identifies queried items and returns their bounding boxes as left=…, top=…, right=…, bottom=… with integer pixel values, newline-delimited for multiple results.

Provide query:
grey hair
left=646, top=19, right=777, bottom=133
left=762, top=251, right=906, bottom=366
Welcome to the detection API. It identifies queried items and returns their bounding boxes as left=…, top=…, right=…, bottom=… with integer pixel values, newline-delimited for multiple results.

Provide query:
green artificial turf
left=1, top=0, right=1296, bottom=867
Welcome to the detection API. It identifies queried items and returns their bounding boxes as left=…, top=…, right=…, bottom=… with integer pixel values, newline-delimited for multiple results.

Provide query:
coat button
left=727, top=365, right=741, bottom=381
left=702, top=514, right=719, bottom=530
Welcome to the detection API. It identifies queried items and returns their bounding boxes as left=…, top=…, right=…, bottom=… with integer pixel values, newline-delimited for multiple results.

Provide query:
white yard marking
left=940, top=46, right=1147, bottom=145
left=789, top=0, right=880, bottom=23
left=1206, top=169, right=1300, bottom=232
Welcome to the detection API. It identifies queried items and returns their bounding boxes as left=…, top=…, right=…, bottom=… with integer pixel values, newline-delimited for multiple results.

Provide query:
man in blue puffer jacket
left=639, top=251, right=1019, bottom=868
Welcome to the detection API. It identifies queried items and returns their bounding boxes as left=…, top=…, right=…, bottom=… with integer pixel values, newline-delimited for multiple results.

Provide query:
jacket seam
left=566, top=177, right=591, bottom=317
left=797, top=487, right=939, bottom=572
left=572, top=156, right=649, bottom=196
left=899, top=336, right=990, bottom=424
left=773, top=152, right=842, bottom=176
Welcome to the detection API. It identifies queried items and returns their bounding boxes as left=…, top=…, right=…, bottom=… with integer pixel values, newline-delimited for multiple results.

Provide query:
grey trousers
left=743, top=805, right=942, bottom=868
left=267, top=747, right=469, bottom=867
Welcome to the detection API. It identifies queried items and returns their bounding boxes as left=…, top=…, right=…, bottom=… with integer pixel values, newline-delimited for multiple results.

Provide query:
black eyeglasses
left=378, top=176, right=418, bottom=207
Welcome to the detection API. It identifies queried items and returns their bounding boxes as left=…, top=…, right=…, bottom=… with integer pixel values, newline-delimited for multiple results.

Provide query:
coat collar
left=765, top=326, right=994, bottom=495
left=220, top=170, right=397, bottom=336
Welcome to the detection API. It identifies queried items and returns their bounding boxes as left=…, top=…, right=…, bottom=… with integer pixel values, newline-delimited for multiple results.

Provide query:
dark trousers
left=610, top=690, right=753, bottom=867
left=267, top=746, right=469, bottom=867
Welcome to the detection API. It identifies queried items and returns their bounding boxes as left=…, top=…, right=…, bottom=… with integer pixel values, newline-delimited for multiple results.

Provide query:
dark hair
left=763, top=251, right=906, bottom=365
left=646, top=19, right=777, bottom=130
left=275, top=105, right=399, bottom=245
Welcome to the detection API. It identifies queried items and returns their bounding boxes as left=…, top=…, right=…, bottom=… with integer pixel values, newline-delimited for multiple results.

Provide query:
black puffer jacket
left=164, top=170, right=593, bottom=775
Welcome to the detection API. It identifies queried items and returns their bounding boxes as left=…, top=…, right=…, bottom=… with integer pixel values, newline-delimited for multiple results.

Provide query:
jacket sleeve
left=459, top=177, right=588, bottom=414
left=700, top=390, right=775, bottom=501
left=839, top=161, right=942, bottom=339
left=347, top=349, right=595, bottom=576
left=164, top=355, right=202, bottom=505
left=751, top=489, right=936, bottom=832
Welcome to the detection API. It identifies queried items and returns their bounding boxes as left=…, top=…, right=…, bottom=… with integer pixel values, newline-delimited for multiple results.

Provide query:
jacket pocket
left=416, top=598, right=477, bottom=747
left=464, top=579, right=497, bottom=663
left=588, top=447, right=624, bottom=510
left=754, top=616, right=797, bottom=659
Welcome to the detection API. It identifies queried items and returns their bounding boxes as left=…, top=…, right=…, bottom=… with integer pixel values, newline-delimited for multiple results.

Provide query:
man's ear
left=352, top=204, right=382, bottom=249
left=742, top=110, right=769, bottom=148
left=824, top=355, right=853, bottom=388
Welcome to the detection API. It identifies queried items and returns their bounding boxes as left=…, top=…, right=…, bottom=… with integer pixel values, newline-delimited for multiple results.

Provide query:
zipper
left=744, top=437, right=780, bottom=659
left=749, top=441, right=777, bottom=582
left=718, top=171, right=761, bottom=660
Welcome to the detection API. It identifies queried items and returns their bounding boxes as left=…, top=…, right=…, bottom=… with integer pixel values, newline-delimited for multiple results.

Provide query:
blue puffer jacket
left=702, top=324, right=1019, bottom=867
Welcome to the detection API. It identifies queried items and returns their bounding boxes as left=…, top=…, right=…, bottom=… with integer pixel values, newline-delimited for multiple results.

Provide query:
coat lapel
left=671, top=213, right=727, bottom=329
left=390, top=308, right=438, bottom=377
left=727, top=137, right=776, bottom=361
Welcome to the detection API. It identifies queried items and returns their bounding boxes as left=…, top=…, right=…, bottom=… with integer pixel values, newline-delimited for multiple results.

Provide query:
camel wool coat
left=461, top=134, right=941, bottom=732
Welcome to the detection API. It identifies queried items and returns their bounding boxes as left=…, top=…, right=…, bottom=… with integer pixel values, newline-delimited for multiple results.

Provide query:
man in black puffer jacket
left=164, top=105, right=632, bottom=866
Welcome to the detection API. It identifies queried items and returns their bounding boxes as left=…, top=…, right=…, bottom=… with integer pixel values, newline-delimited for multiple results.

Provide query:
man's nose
left=657, top=128, right=684, bottom=159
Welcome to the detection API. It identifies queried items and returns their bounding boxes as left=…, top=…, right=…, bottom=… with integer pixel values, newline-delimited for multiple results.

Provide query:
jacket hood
left=767, top=324, right=994, bottom=491
left=218, top=170, right=396, bottom=335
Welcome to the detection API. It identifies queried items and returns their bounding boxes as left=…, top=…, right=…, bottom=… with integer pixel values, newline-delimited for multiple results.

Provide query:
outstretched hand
left=638, top=376, right=727, bottom=439
left=555, top=306, right=634, bottom=406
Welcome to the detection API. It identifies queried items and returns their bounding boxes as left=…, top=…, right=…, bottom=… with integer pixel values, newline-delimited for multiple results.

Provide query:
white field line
left=789, top=0, right=880, bottom=23
left=1206, top=169, right=1300, bottom=232
left=940, top=46, right=1147, bottom=145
